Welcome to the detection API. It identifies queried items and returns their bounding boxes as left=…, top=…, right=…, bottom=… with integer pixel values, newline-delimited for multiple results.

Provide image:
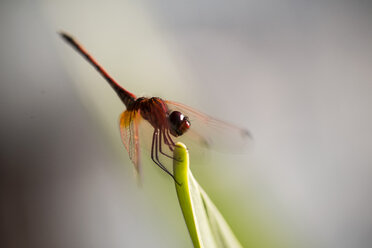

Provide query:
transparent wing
left=119, top=110, right=142, bottom=176
left=165, top=100, right=252, bottom=153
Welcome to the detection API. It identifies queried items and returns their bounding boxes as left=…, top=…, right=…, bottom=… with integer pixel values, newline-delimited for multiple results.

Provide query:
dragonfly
left=60, top=32, right=251, bottom=180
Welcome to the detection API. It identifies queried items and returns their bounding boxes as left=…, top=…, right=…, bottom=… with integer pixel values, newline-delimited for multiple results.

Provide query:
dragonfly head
left=168, top=111, right=191, bottom=137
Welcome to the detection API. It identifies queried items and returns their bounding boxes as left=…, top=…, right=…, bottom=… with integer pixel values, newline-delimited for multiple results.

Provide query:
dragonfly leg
left=161, top=129, right=182, bottom=162
left=152, top=129, right=166, bottom=169
left=151, top=129, right=178, bottom=182
left=159, top=128, right=175, bottom=159
left=160, top=128, right=175, bottom=152
left=166, top=129, right=176, bottom=148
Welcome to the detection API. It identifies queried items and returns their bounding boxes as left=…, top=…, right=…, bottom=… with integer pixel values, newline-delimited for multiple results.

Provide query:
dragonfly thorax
left=135, top=97, right=170, bottom=128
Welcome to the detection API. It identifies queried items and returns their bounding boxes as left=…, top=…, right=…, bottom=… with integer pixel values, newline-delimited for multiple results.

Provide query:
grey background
left=1, top=0, right=372, bottom=247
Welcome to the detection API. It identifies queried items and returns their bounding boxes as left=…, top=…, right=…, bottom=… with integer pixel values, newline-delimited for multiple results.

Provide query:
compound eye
left=169, top=111, right=183, bottom=130
left=168, top=111, right=190, bottom=137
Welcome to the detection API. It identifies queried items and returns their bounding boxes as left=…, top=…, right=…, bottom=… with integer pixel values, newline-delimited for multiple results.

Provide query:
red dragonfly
left=60, top=32, right=251, bottom=180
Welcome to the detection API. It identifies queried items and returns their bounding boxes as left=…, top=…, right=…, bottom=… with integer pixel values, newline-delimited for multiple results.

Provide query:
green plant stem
left=173, top=142, right=201, bottom=248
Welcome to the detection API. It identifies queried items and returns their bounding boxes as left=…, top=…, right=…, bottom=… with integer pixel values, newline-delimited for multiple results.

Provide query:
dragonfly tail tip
left=58, top=31, right=74, bottom=43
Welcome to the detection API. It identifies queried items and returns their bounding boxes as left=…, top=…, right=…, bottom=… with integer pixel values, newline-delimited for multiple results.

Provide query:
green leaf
left=173, top=142, right=243, bottom=248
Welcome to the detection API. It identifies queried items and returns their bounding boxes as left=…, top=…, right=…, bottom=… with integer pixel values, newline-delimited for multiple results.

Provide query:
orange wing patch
left=119, top=110, right=142, bottom=178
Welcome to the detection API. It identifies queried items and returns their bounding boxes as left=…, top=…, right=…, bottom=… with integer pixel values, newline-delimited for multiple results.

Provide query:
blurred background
left=1, top=0, right=372, bottom=247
